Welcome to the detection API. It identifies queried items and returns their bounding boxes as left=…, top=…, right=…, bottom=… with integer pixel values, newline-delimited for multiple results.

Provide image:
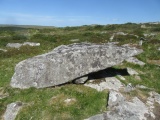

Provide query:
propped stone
left=3, top=102, right=23, bottom=120
left=10, top=43, right=143, bottom=89
left=74, top=76, right=88, bottom=84
left=126, top=57, right=145, bottom=66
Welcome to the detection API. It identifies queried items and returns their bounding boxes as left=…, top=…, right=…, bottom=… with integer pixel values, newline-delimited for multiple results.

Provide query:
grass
left=1, top=85, right=107, bottom=120
left=0, top=23, right=160, bottom=119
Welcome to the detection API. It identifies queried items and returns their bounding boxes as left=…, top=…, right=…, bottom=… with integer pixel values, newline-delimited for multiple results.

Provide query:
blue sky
left=0, top=0, right=160, bottom=27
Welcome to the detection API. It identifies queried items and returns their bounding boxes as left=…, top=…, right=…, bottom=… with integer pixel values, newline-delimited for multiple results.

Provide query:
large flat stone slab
left=10, top=43, right=143, bottom=89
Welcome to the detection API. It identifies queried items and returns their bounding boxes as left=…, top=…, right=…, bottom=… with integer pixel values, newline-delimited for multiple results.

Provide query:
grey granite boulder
left=10, top=43, right=143, bottom=89
left=86, top=90, right=156, bottom=120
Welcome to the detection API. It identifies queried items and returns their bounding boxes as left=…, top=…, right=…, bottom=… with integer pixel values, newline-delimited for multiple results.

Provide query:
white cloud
left=0, top=12, right=92, bottom=26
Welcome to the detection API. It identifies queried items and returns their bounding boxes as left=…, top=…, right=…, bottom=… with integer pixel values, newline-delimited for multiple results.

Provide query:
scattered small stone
left=126, top=57, right=145, bottom=66
left=158, top=47, right=160, bottom=51
left=0, top=48, right=7, bottom=52
left=108, top=90, right=125, bottom=107
left=136, top=85, right=148, bottom=89
left=139, top=40, right=143, bottom=46
left=109, top=34, right=114, bottom=41
left=117, top=75, right=126, bottom=80
left=70, top=39, right=80, bottom=42
left=148, top=91, right=160, bottom=104
left=23, top=42, right=40, bottom=46
left=135, top=75, right=141, bottom=80
left=6, top=43, right=22, bottom=48
left=127, top=67, right=139, bottom=75
left=6, top=42, right=40, bottom=48
left=64, top=98, right=76, bottom=105
left=106, top=42, right=119, bottom=45
left=100, top=31, right=107, bottom=34
left=124, top=83, right=135, bottom=92
left=115, top=32, right=127, bottom=35
left=3, top=102, right=23, bottom=120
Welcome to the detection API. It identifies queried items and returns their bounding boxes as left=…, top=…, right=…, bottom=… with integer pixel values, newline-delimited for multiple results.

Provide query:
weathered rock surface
left=84, top=77, right=124, bottom=91
left=124, top=83, right=135, bottom=92
left=6, top=42, right=40, bottom=48
left=105, top=92, right=155, bottom=120
left=10, top=43, right=143, bottom=89
left=126, top=57, right=145, bottom=66
left=3, top=102, right=23, bottom=120
left=86, top=90, right=158, bottom=120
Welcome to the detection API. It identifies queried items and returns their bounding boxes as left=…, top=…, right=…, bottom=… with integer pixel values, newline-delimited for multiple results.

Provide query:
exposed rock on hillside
left=0, top=48, right=7, bottom=52
left=6, top=42, right=40, bottom=48
left=10, top=43, right=143, bottom=89
left=86, top=90, right=160, bottom=120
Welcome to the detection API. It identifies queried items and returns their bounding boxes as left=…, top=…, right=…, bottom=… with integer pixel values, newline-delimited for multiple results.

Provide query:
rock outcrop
left=86, top=90, right=160, bottom=120
left=10, top=43, right=143, bottom=89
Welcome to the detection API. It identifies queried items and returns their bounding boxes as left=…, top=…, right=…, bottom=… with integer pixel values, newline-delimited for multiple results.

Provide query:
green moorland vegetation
left=0, top=23, right=160, bottom=120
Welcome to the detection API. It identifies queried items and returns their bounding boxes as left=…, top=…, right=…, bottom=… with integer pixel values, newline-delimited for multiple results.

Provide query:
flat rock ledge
left=10, top=43, right=143, bottom=89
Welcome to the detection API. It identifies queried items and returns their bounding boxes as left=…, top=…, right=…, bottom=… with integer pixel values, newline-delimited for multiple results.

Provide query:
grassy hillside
left=0, top=23, right=160, bottom=119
